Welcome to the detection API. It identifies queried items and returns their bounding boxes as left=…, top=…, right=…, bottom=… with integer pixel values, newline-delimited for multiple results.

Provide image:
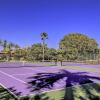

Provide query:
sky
left=0, top=0, right=100, bottom=48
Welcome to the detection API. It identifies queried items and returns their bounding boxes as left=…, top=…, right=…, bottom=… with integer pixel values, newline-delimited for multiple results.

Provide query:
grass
left=61, top=66, right=100, bottom=73
left=20, top=82, right=100, bottom=100
left=85, top=60, right=100, bottom=65
left=0, top=85, right=17, bottom=100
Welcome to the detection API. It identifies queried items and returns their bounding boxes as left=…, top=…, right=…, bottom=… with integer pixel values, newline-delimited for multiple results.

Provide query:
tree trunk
left=42, top=40, right=45, bottom=62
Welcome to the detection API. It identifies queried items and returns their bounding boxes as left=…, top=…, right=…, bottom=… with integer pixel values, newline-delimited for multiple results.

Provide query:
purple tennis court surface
left=0, top=62, right=100, bottom=97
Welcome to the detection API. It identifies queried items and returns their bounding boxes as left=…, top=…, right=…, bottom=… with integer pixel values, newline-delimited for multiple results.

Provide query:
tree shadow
left=79, top=83, right=100, bottom=100
left=27, top=69, right=100, bottom=100
left=21, top=93, right=54, bottom=100
left=0, top=86, right=21, bottom=100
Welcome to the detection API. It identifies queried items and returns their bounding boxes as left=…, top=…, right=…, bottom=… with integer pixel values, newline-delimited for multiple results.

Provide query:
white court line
left=24, top=67, right=59, bottom=73
left=12, top=73, right=35, bottom=76
left=0, top=70, right=26, bottom=84
left=12, top=69, right=47, bottom=76
left=24, top=67, right=50, bottom=72
left=24, top=68, right=60, bottom=73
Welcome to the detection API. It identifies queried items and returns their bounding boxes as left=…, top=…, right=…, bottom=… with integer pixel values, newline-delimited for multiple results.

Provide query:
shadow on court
left=26, top=70, right=100, bottom=100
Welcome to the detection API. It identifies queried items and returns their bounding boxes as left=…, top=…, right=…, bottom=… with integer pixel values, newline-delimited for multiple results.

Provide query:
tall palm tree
left=40, top=32, right=48, bottom=62
left=1, top=40, right=8, bottom=61
left=0, top=40, right=2, bottom=45
left=3, top=40, right=7, bottom=51
left=8, top=42, right=15, bottom=59
left=15, top=44, right=20, bottom=50
left=14, top=44, right=20, bottom=58
left=8, top=42, right=14, bottom=51
left=0, top=40, right=3, bottom=51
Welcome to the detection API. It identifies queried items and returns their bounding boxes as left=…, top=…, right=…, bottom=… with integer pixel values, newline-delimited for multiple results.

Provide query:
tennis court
left=0, top=61, right=100, bottom=99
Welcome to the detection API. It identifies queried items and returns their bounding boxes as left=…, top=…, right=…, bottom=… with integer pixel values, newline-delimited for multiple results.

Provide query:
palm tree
left=14, top=44, right=20, bottom=59
left=0, top=40, right=3, bottom=51
left=0, top=40, right=8, bottom=61
left=8, top=42, right=15, bottom=59
left=0, top=40, right=2, bottom=45
left=3, top=40, right=7, bottom=51
left=15, top=44, right=20, bottom=50
left=8, top=42, right=14, bottom=51
left=40, top=32, right=48, bottom=62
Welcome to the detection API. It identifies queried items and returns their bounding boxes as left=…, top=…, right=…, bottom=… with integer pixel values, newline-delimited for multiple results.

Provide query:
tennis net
left=0, top=60, right=57, bottom=68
